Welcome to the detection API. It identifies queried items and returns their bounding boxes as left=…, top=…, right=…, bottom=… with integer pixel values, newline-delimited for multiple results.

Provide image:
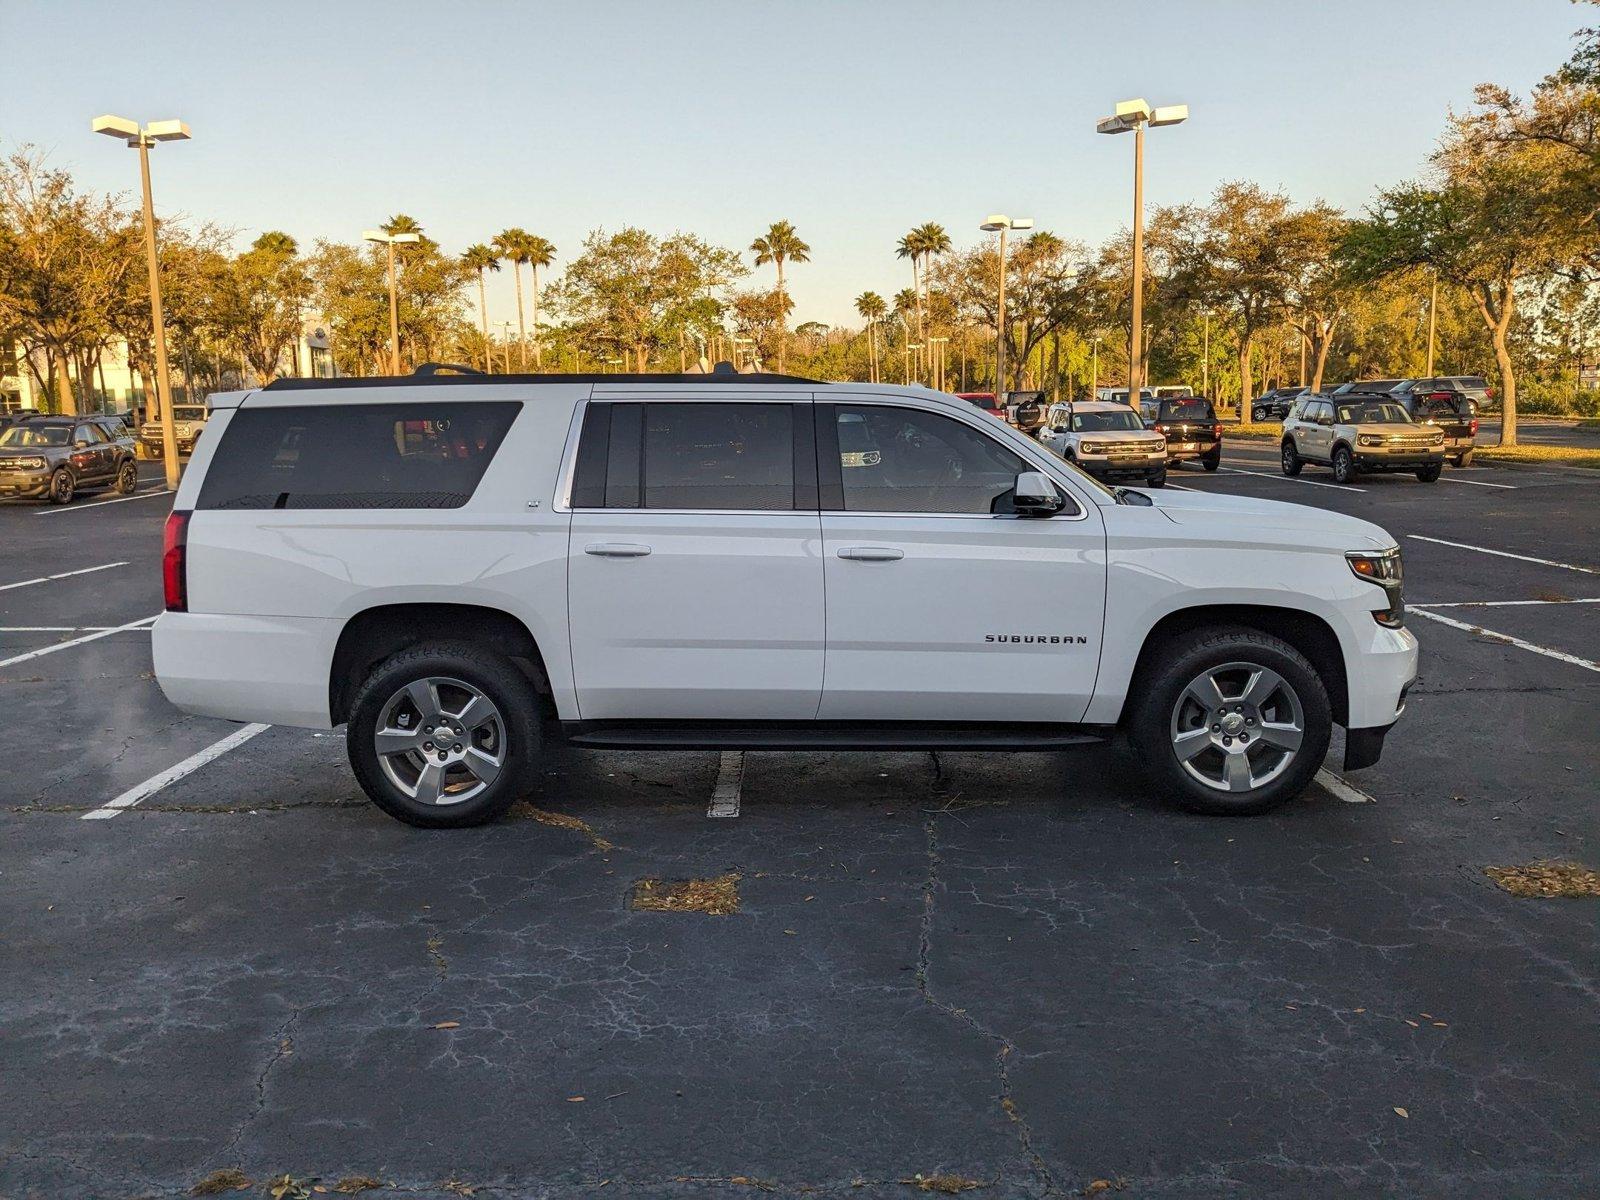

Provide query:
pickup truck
left=141, top=403, right=210, bottom=458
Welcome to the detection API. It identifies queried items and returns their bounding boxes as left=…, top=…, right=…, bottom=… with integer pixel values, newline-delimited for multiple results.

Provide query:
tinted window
left=1072, top=409, right=1143, bottom=432
left=1158, top=400, right=1215, bottom=422
left=833, top=406, right=1026, bottom=514
left=197, top=402, right=520, bottom=510
left=173, top=407, right=208, bottom=422
left=1, top=425, right=69, bottom=447
left=75, top=424, right=106, bottom=444
left=1337, top=402, right=1411, bottom=424
left=634, top=404, right=794, bottom=510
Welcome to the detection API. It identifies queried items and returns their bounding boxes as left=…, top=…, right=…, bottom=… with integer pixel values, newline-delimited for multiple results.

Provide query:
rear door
left=816, top=401, right=1106, bottom=722
left=565, top=397, right=824, bottom=720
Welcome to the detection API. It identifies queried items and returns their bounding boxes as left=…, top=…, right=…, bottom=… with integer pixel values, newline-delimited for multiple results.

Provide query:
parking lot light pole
left=363, top=229, right=422, bottom=375
left=1097, top=99, right=1187, bottom=407
left=1426, top=270, right=1438, bottom=377
left=929, top=335, right=950, bottom=391
left=1091, top=335, right=1100, bottom=400
left=93, top=114, right=189, bottom=491
left=980, top=215, right=1032, bottom=402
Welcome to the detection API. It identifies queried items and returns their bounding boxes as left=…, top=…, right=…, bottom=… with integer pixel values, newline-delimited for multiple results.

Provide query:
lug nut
left=1221, top=736, right=1232, bottom=746
left=1246, top=717, right=1255, bottom=726
left=453, top=743, right=463, bottom=752
left=423, top=742, right=433, bottom=751
left=1211, top=724, right=1221, bottom=733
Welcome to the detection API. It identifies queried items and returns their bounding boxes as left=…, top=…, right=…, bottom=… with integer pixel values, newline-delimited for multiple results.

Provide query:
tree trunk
left=1308, top=315, right=1337, bottom=395
left=52, top=345, right=76, bottom=415
left=531, top=266, right=542, bottom=368
left=1237, top=333, right=1254, bottom=414
left=476, top=270, right=490, bottom=371
left=513, top=264, right=528, bottom=369
left=776, top=260, right=786, bottom=374
left=1475, top=283, right=1517, bottom=446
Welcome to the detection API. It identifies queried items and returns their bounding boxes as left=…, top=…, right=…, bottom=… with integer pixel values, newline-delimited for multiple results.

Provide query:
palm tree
left=381, top=213, right=423, bottom=237
left=897, top=223, right=952, bottom=380
left=893, top=288, right=920, bottom=383
left=523, top=235, right=556, bottom=368
left=461, top=245, right=501, bottom=371
left=855, top=291, right=886, bottom=383
left=492, top=228, right=534, bottom=368
left=750, top=220, right=810, bottom=373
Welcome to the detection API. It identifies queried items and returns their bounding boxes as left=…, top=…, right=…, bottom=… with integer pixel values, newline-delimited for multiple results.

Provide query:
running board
left=559, top=720, right=1115, bottom=752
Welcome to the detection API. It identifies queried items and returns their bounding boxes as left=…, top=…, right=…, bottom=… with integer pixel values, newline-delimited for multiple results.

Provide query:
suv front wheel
left=1331, top=445, right=1357, bottom=485
left=346, top=641, right=540, bottom=828
left=1128, top=627, right=1331, bottom=816
left=1280, top=439, right=1303, bottom=476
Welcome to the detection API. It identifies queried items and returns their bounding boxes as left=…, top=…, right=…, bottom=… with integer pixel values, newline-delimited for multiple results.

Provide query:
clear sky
left=3, top=0, right=1588, bottom=329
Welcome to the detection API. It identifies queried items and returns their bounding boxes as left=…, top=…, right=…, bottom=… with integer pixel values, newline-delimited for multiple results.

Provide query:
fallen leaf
left=567, top=1095, right=586, bottom=1102
left=190, top=1169, right=252, bottom=1196
left=433, top=1021, right=460, bottom=1030
left=1404, top=1019, right=1419, bottom=1028
left=1394, top=1106, right=1409, bottom=1119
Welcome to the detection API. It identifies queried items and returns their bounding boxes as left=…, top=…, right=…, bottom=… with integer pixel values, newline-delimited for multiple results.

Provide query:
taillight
left=1427, top=391, right=1452, bottom=401
left=1469, top=419, right=1479, bottom=435
left=163, top=510, right=190, bottom=612
left=1153, top=423, right=1167, bottom=433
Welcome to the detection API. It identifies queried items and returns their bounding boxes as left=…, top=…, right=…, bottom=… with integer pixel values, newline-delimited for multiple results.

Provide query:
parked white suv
left=154, top=372, right=1418, bottom=827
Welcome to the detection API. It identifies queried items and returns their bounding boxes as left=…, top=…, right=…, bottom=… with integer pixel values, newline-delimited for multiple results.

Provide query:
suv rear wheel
left=1128, top=627, right=1331, bottom=816
left=346, top=641, right=540, bottom=828
left=48, top=469, right=74, bottom=504
left=1416, top=461, right=1442, bottom=483
left=1331, top=445, right=1357, bottom=485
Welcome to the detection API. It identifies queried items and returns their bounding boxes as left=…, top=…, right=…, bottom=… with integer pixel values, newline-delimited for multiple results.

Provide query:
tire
left=114, top=461, right=137, bottom=495
left=48, top=469, right=74, bottom=505
left=1416, top=461, right=1442, bottom=483
left=1146, top=469, right=1167, bottom=489
left=1456, top=449, right=1474, bottom=467
left=1253, top=406, right=1267, bottom=422
left=1331, top=445, right=1357, bottom=485
left=1200, top=445, right=1221, bottom=472
left=1126, top=626, right=1332, bottom=816
left=1280, top=439, right=1303, bottom=476
left=346, top=641, right=540, bottom=828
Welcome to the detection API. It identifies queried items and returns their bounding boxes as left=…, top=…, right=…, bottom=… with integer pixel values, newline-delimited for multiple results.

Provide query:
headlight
left=1357, top=434, right=1381, bottom=446
left=1348, top=548, right=1404, bottom=627
left=1079, top=442, right=1101, bottom=454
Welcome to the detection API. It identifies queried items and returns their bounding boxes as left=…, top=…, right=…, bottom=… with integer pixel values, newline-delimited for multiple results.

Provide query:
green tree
left=523, top=234, right=556, bottom=367
left=854, top=290, right=886, bottom=382
left=750, top=220, right=809, bottom=372
left=492, top=228, right=535, bottom=368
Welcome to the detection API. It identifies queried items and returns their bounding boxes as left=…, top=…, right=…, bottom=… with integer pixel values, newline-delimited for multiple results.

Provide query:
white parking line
left=33, top=487, right=171, bottom=515
left=1410, top=608, right=1600, bottom=673
left=81, top=723, right=271, bottom=820
left=1413, top=597, right=1600, bottom=609
left=0, top=624, right=154, bottom=632
left=1315, top=768, right=1375, bottom=804
left=708, top=750, right=744, bottom=818
left=0, top=614, right=159, bottom=669
left=0, top=561, right=128, bottom=592
left=1406, top=535, right=1598, bottom=576
left=1216, top=466, right=1366, bottom=493
left=1437, top=475, right=1517, bottom=489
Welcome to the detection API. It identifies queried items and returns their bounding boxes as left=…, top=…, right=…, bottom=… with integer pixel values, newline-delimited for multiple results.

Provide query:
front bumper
left=1354, top=450, right=1445, bottom=469
left=1078, top=453, right=1167, bottom=478
left=0, top=469, right=51, bottom=498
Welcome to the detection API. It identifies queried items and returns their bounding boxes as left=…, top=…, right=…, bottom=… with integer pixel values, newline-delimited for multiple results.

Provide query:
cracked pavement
left=2, top=452, right=1597, bottom=1198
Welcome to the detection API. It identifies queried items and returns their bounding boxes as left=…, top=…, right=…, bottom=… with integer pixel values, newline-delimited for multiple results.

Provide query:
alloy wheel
left=1168, top=661, right=1305, bottom=793
left=374, top=676, right=506, bottom=806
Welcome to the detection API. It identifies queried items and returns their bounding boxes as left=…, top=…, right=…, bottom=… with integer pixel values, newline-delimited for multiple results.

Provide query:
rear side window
left=196, top=402, right=520, bottom=510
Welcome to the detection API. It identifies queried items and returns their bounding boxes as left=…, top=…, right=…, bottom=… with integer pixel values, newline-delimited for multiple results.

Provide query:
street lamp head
left=1115, top=98, right=1152, bottom=123
left=144, top=119, right=191, bottom=142
left=1096, top=115, right=1134, bottom=135
left=362, top=230, right=388, bottom=243
left=1150, top=104, right=1188, bottom=127
left=980, top=215, right=1010, bottom=232
left=391, top=232, right=421, bottom=244
left=91, top=114, right=141, bottom=140
left=1010, top=217, right=1034, bottom=231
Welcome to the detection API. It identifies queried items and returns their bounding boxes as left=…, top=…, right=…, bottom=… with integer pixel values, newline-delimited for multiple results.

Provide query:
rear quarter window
left=196, top=402, right=520, bottom=510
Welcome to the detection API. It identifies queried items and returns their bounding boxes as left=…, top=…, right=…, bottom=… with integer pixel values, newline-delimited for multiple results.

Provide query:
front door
left=566, top=399, right=824, bottom=720
left=816, top=402, right=1107, bottom=723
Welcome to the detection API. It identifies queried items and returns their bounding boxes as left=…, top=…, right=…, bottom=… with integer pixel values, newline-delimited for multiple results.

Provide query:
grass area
left=1221, top=422, right=1284, bottom=440
left=1577, top=418, right=1600, bottom=429
left=1475, top=444, right=1600, bottom=468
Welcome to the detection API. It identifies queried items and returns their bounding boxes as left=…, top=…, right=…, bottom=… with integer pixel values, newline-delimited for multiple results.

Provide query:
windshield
left=173, top=407, right=208, bottom=422
left=0, top=425, right=68, bottom=447
left=1158, top=400, right=1215, bottom=422
left=1338, top=402, right=1411, bottom=424
left=1073, top=410, right=1144, bottom=432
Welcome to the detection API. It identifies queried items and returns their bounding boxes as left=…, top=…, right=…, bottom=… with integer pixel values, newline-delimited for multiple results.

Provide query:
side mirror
left=1012, top=470, right=1064, bottom=517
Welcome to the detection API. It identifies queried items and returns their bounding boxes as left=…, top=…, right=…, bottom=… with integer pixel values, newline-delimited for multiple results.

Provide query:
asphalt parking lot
left=2, top=447, right=1597, bottom=1199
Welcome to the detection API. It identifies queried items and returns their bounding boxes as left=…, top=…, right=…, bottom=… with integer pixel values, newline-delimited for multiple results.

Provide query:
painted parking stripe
left=0, top=561, right=128, bottom=593
left=1436, top=475, right=1517, bottom=489
left=1410, top=608, right=1600, bottom=674
left=708, top=750, right=744, bottom=818
left=1216, top=466, right=1367, bottom=493
left=1316, top=768, right=1375, bottom=804
left=0, top=624, right=154, bottom=632
left=1406, top=535, right=1598, bottom=576
left=33, top=487, right=172, bottom=515
left=1413, top=598, right=1600, bottom=609
left=82, top=723, right=271, bottom=820
left=0, top=614, right=159, bottom=669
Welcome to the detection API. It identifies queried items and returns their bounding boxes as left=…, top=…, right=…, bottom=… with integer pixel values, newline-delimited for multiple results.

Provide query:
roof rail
left=413, top=362, right=486, bottom=376
left=262, top=365, right=820, bottom=391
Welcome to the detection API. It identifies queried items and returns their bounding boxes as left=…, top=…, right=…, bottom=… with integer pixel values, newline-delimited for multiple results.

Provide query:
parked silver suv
left=1281, top=396, right=1445, bottom=485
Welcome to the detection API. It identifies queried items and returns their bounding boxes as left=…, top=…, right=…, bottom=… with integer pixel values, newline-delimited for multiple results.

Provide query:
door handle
left=584, top=543, right=652, bottom=557
left=836, top=546, right=904, bottom=562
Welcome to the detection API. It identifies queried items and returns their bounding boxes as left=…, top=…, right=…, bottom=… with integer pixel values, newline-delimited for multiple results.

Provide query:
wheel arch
left=330, top=603, right=554, bottom=727
left=1125, top=604, right=1349, bottom=726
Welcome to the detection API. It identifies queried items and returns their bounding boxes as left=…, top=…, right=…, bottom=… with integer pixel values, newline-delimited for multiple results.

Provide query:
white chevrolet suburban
left=153, top=370, right=1418, bottom=827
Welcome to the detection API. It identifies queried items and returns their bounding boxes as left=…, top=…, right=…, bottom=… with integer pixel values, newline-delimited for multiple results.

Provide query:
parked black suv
left=0, top=416, right=139, bottom=504
left=1251, top=387, right=1307, bottom=422
left=1389, top=379, right=1480, bottom=465
left=1147, top=396, right=1223, bottom=470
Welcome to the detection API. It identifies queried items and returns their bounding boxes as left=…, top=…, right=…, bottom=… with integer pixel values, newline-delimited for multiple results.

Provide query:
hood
left=1144, top=487, right=1395, bottom=551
